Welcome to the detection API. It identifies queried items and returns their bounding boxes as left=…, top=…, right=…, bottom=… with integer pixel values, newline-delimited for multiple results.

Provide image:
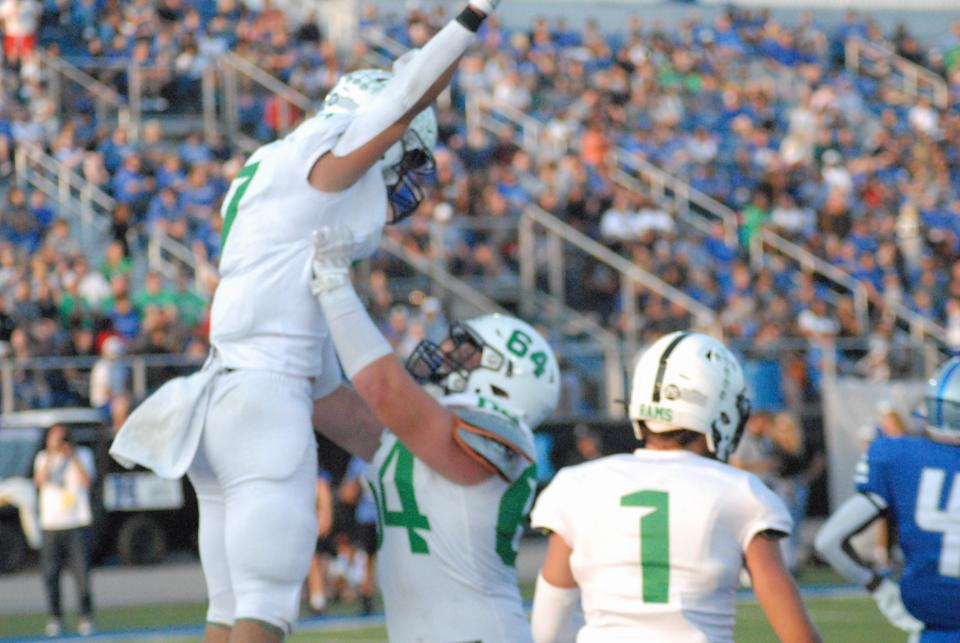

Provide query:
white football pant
left=188, top=369, right=318, bottom=632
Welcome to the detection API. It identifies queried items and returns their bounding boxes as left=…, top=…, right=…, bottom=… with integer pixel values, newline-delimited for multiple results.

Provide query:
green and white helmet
left=321, top=68, right=438, bottom=222
left=406, top=314, right=561, bottom=428
left=628, top=331, right=751, bottom=462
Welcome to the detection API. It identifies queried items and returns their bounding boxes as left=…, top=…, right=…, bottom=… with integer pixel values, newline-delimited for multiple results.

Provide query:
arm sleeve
left=531, top=574, right=585, bottom=643
left=814, top=492, right=886, bottom=586
left=331, top=20, right=477, bottom=157
left=530, top=470, right=573, bottom=544
left=854, top=437, right=892, bottom=502
left=737, top=473, right=794, bottom=552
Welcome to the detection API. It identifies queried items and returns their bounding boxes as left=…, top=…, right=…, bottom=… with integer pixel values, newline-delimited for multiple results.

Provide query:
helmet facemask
left=383, top=129, right=436, bottom=224
left=406, top=321, right=496, bottom=392
left=710, top=390, right=751, bottom=462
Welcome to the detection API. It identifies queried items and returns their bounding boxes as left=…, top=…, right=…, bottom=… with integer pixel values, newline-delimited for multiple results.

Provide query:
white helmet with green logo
left=628, top=331, right=751, bottom=462
left=406, top=314, right=560, bottom=428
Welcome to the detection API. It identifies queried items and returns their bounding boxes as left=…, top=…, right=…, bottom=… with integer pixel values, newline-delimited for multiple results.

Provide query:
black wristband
left=456, top=6, right=485, bottom=33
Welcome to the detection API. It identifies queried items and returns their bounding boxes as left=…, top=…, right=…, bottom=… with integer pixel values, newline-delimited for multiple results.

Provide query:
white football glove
left=468, top=0, right=500, bottom=16
left=310, top=226, right=356, bottom=296
left=870, top=579, right=924, bottom=633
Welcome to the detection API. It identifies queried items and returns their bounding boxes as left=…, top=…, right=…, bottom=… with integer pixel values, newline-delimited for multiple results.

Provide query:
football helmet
left=924, top=356, right=960, bottom=441
left=406, top=314, right=560, bottom=428
left=628, top=331, right=750, bottom=462
left=321, top=69, right=438, bottom=223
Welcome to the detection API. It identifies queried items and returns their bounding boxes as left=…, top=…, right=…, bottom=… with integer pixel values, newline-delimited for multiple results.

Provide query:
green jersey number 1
left=621, top=489, right=670, bottom=603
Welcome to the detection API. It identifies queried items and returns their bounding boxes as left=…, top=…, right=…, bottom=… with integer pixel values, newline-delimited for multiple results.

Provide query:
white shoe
left=44, top=619, right=62, bottom=637
left=309, top=594, right=328, bottom=612
left=77, top=617, right=95, bottom=636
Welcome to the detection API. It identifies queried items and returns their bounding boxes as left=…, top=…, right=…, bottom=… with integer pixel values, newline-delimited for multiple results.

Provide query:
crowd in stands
left=379, top=4, right=960, bottom=402
left=0, top=0, right=957, bottom=426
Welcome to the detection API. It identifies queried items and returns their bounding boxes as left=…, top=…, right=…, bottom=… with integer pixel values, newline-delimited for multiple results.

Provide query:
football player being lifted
left=311, top=221, right=560, bottom=643
left=529, top=331, right=822, bottom=643
left=111, top=1, right=501, bottom=641
left=816, top=356, right=960, bottom=641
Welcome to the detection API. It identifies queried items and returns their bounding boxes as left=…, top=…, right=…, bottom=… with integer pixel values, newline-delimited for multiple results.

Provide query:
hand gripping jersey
left=210, top=112, right=387, bottom=378
left=855, top=435, right=960, bottom=631
left=531, top=450, right=791, bottom=643
left=366, top=395, right=537, bottom=643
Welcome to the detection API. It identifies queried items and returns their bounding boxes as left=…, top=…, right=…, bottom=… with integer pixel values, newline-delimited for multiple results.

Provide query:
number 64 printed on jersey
left=372, top=441, right=538, bottom=567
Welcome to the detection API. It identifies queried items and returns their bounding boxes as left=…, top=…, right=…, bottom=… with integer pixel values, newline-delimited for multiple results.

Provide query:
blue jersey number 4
left=915, top=467, right=960, bottom=578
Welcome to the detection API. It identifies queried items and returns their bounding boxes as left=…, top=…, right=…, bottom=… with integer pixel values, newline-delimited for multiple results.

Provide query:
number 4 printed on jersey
left=376, top=442, right=431, bottom=554
left=915, top=467, right=960, bottom=577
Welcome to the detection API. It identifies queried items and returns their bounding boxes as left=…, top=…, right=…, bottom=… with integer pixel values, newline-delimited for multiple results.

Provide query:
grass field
left=0, top=593, right=904, bottom=642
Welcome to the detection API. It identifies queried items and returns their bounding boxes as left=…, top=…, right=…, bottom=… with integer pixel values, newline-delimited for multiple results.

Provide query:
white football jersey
left=367, top=422, right=536, bottom=643
left=530, top=449, right=791, bottom=643
left=210, top=113, right=387, bottom=379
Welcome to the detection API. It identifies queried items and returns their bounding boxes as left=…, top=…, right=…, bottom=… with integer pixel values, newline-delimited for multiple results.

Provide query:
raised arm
left=744, top=534, right=822, bottom=643
left=310, top=227, right=491, bottom=485
left=310, top=0, right=498, bottom=192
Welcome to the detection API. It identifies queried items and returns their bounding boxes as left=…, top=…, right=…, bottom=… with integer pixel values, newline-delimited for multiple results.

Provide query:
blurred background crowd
left=0, top=1, right=956, bottom=400
left=0, top=0, right=956, bottom=566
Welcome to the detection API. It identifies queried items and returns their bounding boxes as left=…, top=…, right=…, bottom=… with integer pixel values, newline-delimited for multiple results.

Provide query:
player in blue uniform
left=816, top=356, right=960, bottom=641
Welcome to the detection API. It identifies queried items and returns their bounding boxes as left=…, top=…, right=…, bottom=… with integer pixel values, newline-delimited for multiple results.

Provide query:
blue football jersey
left=856, top=435, right=960, bottom=629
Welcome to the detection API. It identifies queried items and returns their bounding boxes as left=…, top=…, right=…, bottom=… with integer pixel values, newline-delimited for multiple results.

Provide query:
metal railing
left=468, top=89, right=950, bottom=346
left=381, top=234, right=627, bottom=417
left=58, top=57, right=187, bottom=141
left=204, top=52, right=316, bottom=153
left=35, top=49, right=130, bottom=138
left=360, top=24, right=407, bottom=68
left=14, top=141, right=212, bottom=291
left=2, top=333, right=940, bottom=421
left=466, top=93, right=551, bottom=158
left=0, top=354, right=204, bottom=415
left=846, top=37, right=949, bottom=109
left=520, top=205, right=721, bottom=351
left=751, top=229, right=870, bottom=331
left=613, top=150, right=739, bottom=247
left=147, top=230, right=215, bottom=295
left=14, top=144, right=112, bottom=249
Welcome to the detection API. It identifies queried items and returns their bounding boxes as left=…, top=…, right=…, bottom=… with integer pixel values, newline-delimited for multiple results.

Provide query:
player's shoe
left=44, top=619, right=62, bottom=637
left=77, top=617, right=95, bottom=636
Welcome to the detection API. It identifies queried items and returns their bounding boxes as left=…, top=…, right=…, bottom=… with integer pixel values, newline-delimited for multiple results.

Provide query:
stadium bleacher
left=0, top=1, right=956, bottom=436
